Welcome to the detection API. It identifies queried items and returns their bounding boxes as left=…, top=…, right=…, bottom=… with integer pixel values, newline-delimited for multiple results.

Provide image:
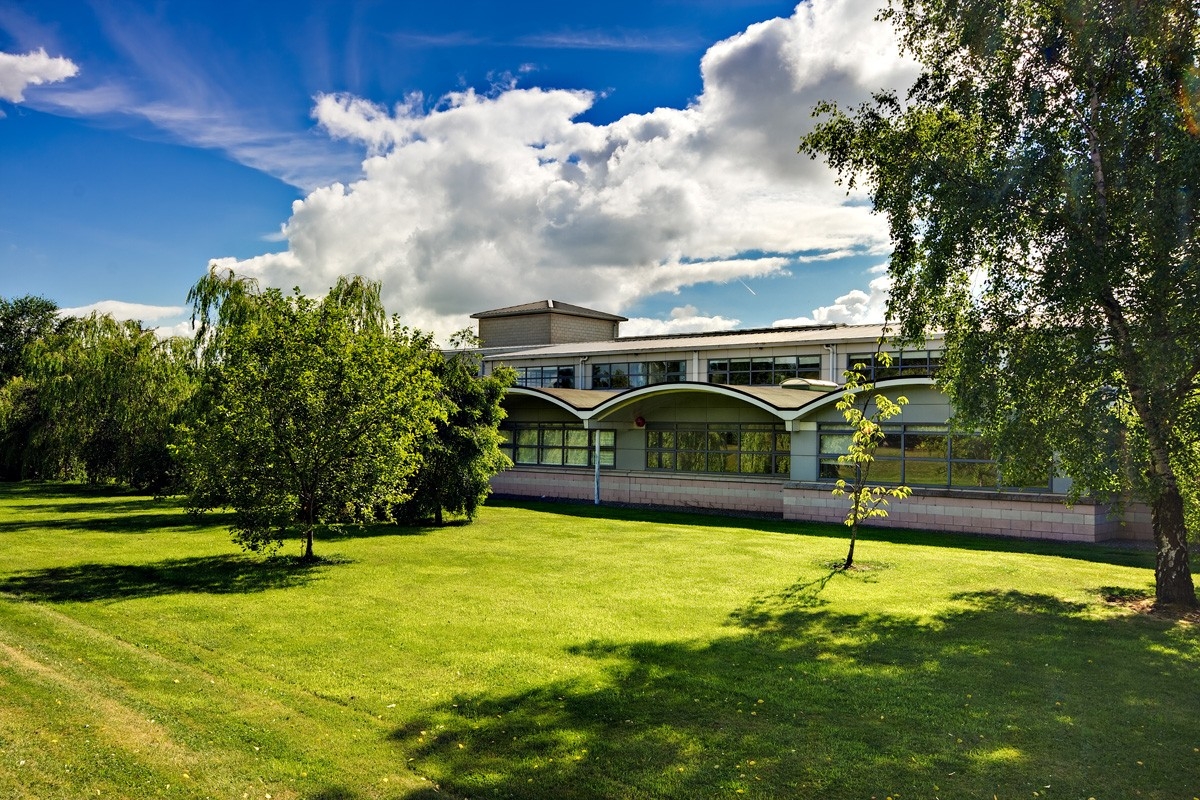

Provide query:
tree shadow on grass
left=729, top=566, right=842, bottom=628
left=0, top=481, right=144, bottom=501
left=389, top=589, right=1198, bottom=800
left=0, top=554, right=339, bottom=602
left=0, top=511, right=224, bottom=535
left=488, top=498, right=1157, bottom=570
left=0, top=483, right=227, bottom=535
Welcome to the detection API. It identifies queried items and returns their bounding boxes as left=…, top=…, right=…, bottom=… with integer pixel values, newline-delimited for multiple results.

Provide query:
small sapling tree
left=832, top=352, right=911, bottom=569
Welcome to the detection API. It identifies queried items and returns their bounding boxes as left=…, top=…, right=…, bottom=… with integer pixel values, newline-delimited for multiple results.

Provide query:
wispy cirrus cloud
left=385, top=28, right=700, bottom=52
left=386, top=30, right=489, bottom=48
left=517, top=30, right=702, bottom=52
left=7, top=4, right=360, bottom=190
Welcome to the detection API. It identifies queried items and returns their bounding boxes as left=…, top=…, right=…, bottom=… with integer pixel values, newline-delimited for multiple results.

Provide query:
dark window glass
left=816, top=423, right=1049, bottom=490
left=844, top=351, right=942, bottom=383
left=507, top=364, right=577, bottom=388
left=708, top=355, right=823, bottom=385
left=499, top=424, right=616, bottom=469
left=591, top=360, right=686, bottom=389
left=645, top=422, right=791, bottom=477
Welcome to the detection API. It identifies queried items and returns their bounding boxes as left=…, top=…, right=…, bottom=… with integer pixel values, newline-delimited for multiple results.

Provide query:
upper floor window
left=512, top=365, right=575, bottom=389
left=591, top=360, right=686, bottom=389
left=845, top=351, right=942, bottom=383
left=707, top=355, right=821, bottom=386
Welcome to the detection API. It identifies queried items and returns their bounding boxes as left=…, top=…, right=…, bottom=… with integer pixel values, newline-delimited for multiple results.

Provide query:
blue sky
left=0, top=0, right=916, bottom=340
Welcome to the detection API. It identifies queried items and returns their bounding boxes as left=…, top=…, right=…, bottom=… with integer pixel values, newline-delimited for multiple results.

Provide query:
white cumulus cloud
left=0, top=47, right=78, bottom=104
left=225, top=0, right=917, bottom=340
left=772, top=264, right=891, bottom=326
left=622, top=305, right=742, bottom=337
left=59, top=301, right=192, bottom=339
left=59, top=300, right=186, bottom=321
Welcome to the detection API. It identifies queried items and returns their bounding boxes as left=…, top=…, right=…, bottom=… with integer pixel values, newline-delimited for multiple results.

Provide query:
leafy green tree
left=802, top=0, right=1200, bottom=606
left=832, top=353, right=912, bottom=569
left=0, top=295, right=59, bottom=383
left=0, top=376, right=48, bottom=480
left=16, top=313, right=194, bottom=489
left=0, top=295, right=63, bottom=480
left=176, top=268, right=444, bottom=559
left=399, top=331, right=514, bottom=525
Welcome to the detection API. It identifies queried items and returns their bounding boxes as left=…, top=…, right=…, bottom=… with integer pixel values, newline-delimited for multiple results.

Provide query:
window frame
left=646, top=422, right=791, bottom=477
left=817, top=422, right=1048, bottom=490
left=590, top=360, right=686, bottom=389
left=500, top=423, right=615, bottom=468
left=707, top=354, right=822, bottom=386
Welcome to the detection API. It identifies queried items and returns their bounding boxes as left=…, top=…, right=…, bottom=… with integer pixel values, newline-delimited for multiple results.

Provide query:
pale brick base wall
left=489, top=469, right=1154, bottom=543
left=781, top=484, right=1153, bottom=543
left=490, top=468, right=786, bottom=515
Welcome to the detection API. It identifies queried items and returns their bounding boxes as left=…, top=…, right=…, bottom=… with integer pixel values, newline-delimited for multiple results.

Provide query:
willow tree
left=802, top=0, right=1200, bottom=605
left=176, top=268, right=444, bottom=559
left=17, top=313, right=194, bottom=489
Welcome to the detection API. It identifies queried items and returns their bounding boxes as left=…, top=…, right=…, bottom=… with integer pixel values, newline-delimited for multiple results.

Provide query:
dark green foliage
left=8, top=313, right=194, bottom=490
left=0, top=295, right=59, bottom=383
left=0, top=295, right=61, bottom=480
left=398, top=330, right=514, bottom=525
left=802, top=0, right=1200, bottom=606
left=175, top=267, right=445, bottom=558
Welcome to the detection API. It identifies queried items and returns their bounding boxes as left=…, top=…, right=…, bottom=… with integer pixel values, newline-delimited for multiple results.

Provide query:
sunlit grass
left=0, top=483, right=1196, bottom=799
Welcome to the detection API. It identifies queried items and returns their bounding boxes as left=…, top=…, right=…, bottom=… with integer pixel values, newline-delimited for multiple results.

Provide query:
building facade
left=472, top=300, right=1151, bottom=543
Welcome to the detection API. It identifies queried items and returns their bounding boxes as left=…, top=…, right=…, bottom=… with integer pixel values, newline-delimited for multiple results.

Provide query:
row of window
left=817, top=423, right=1049, bottom=489
left=846, top=351, right=942, bottom=383
left=592, top=360, right=686, bottom=389
left=706, top=355, right=822, bottom=386
left=501, top=422, right=1042, bottom=491
left=646, top=423, right=791, bottom=475
left=509, top=350, right=942, bottom=390
left=513, top=365, right=576, bottom=389
left=499, top=425, right=615, bottom=467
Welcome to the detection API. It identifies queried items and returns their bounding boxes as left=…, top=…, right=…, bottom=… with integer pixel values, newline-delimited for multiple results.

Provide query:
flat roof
left=482, top=323, right=928, bottom=360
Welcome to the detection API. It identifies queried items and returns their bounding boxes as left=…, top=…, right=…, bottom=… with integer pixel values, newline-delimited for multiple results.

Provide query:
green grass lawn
left=0, top=483, right=1197, bottom=799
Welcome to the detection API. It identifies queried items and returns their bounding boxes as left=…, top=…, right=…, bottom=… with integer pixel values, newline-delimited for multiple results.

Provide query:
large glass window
left=500, top=424, right=615, bottom=468
left=591, top=360, right=686, bottom=389
left=510, top=365, right=575, bottom=389
left=646, top=422, right=791, bottom=476
left=708, top=355, right=822, bottom=385
left=844, top=351, right=942, bottom=383
left=817, top=423, right=1042, bottom=489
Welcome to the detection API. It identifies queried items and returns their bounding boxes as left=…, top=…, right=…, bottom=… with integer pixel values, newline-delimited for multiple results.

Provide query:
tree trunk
left=1151, top=481, right=1197, bottom=607
left=1094, top=289, right=1197, bottom=609
left=301, top=493, right=315, bottom=561
left=844, top=525, right=857, bottom=570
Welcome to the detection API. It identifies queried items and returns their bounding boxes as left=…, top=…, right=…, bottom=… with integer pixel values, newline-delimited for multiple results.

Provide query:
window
left=591, top=360, right=685, bottom=389
left=646, top=422, right=791, bottom=476
left=844, top=351, right=942, bottom=383
left=707, top=355, right=821, bottom=385
left=817, top=423, right=1045, bottom=490
left=499, top=424, right=615, bottom=468
left=510, top=365, right=575, bottom=388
